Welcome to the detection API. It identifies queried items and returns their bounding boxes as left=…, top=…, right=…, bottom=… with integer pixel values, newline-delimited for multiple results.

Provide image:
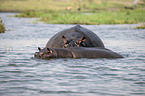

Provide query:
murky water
left=0, top=13, right=145, bottom=96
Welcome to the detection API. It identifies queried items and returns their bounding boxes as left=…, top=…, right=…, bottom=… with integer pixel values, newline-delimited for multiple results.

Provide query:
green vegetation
left=0, top=0, right=145, bottom=25
left=136, top=24, right=145, bottom=29
left=0, top=18, right=5, bottom=33
left=15, top=9, right=145, bottom=25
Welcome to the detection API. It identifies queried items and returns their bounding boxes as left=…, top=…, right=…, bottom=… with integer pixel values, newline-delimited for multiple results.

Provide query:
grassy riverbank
left=136, top=23, right=145, bottom=29
left=15, top=9, right=145, bottom=25
left=0, top=0, right=145, bottom=25
left=0, top=18, right=5, bottom=33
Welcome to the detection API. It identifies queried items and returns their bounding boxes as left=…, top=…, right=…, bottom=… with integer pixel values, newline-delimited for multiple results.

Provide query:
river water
left=0, top=13, right=145, bottom=96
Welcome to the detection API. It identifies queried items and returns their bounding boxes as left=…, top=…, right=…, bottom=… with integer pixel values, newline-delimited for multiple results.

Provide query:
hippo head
left=62, top=35, right=86, bottom=48
left=34, top=47, right=55, bottom=59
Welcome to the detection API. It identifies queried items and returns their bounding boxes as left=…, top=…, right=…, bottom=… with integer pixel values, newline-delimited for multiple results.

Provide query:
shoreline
left=0, top=10, right=22, bottom=13
left=0, top=12, right=144, bottom=29
left=0, top=0, right=145, bottom=25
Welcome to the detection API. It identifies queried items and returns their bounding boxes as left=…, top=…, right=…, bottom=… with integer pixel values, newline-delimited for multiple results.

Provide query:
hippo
left=34, top=47, right=123, bottom=59
left=34, top=25, right=123, bottom=59
left=45, top=25, right=105, bottom=48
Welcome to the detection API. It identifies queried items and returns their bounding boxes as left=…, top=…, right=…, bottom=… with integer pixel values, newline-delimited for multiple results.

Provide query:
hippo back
left=68, top=47, right=123, bottom=58
left=46, top=25, right=104, bottom=48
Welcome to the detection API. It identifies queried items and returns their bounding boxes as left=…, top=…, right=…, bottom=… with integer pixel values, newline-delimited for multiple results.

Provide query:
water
left=0, top=13, right=145, bottom=96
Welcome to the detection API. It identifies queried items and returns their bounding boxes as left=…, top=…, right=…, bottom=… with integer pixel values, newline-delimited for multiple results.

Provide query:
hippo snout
left=34, top=52, right=40, bottom=58
left=34, top=48, right=55, bottom=59
left=34, top=52, right=46, bottom=58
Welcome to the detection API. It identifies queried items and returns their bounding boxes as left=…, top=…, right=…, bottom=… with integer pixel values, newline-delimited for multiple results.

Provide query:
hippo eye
left=76, top=40, right=81, bottom=45
left=75, top=41, right=79, bottom=45
left=65, top=40, right=70, bottom=44
left=63, top=40, right=70, bottom=48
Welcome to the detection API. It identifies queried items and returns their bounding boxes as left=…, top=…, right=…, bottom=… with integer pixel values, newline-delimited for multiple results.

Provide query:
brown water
left=0, top=13, right=145, bottom=96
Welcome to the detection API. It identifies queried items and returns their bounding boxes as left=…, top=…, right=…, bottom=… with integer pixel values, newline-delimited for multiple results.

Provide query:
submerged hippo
left=46, top=25, right=105, bottom=48
left=34, top=47, right=123, bottom=59
left=34, top=25, right=123, bottom=59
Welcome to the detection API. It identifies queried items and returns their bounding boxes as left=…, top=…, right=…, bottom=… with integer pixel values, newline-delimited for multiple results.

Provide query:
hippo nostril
left=39, top=52, right=44, bottom=57
left=73, top=44, right=76, bottom=47
left=34, top=53, right=37, bottom=57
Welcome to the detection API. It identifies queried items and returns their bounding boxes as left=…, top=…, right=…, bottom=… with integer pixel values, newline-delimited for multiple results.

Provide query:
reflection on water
left=0, top=13, right=145, bottom=96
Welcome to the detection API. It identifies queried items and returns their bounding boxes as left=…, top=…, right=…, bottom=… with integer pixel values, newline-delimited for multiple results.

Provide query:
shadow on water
left=0, top=13, right=145, bottom=96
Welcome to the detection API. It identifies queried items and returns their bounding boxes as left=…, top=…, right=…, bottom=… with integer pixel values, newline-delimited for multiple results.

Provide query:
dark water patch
left=8, top=63, right=18, bottom=67
left=135, top=82, right=145, bottom=84
left=74, top=76, right=87, bottom=79
left=0, top=78, right=44, bottom=84
left=0, top=55, right=6, bottom=57
left=94, top=67, right=120, bottom=71
left=133, top=68, right=145, bottom=71
left=24, top=63, right=42, bottom=67
left=14, top=61, right=29, bottom=64
left=102, top=73, right=118, bottom=76
left=58, top=82, right=77, bottom=86
left=0, top=79, right=26, bottom=83
left=66, top=70, right=86, bottom=75
left=68, top=65, right=90, bottom=68
left=24, top=75, right=35, bottom=77
left=87, top=91, right=124, bottom=96
left=2, top=70, right=23, bottom=73
left=132, top=58, right=145, bottom=61
left=39, top=90, right=77, bottom=94
left=131, top=93, right=145, bottom=95
left=122, top=78, right=137, bottom=81
left=128, top=73, right=139, bottom=75
left=0, top=51, right=7, bottom=54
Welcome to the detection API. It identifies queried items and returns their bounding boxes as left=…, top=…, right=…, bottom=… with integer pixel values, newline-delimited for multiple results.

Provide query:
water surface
left=0, top=13, right=145, bottom=96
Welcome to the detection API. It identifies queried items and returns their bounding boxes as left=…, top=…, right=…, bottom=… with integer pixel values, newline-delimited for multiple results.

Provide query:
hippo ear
left=62, top=35, right=67, bottom=43
left=47, top=48, right=50, bottom=51
left=38, top=47, right=41, bottom=51
left=81, top=37, right=86, bottom=42
left=47, top=48, right=52, bottom=54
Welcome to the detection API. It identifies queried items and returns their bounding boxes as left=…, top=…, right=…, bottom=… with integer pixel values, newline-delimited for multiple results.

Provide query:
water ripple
left=0, top=13, right=145, bottom=96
